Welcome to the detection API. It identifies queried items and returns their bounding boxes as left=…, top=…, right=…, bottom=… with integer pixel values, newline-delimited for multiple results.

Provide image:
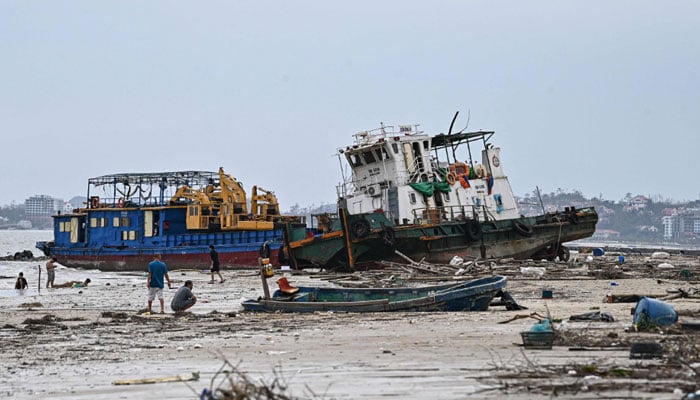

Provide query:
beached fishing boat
left=36, top=168, right=303, bottom=271
left=279, top=115, right=598, bottom=270
left=241, top=275, right=507, bottom=312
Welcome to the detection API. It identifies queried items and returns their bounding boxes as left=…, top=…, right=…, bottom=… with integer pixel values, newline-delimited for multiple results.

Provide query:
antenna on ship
left=445, top=111, right=459, bottom=163
left=461, top=109, right=474, bottom=167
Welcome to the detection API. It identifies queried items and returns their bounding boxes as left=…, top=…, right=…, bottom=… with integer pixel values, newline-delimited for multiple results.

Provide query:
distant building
left=24, top=195, right=63, bottom=228
left=662, top=208, right=700, bottom=240
left=623, top=195, right=650, bottom=212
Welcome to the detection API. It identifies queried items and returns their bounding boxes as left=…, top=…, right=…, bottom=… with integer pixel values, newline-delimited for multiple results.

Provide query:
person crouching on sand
left=171, top=280, right=197, bottom=313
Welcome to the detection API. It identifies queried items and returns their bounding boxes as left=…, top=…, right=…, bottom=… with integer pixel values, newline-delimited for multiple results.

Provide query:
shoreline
left=1, top=253, right=699, bottom=399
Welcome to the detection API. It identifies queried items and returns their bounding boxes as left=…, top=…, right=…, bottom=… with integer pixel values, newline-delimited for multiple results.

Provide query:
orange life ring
left=450, top=162, right=469, bottom=175
left=117, top=197, right=125, bottom=208
left=446, top=172, right=456, bottom=185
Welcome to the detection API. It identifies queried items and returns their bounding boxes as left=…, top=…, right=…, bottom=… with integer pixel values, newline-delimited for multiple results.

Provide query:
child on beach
left=15, top=272, right=28, bottom=289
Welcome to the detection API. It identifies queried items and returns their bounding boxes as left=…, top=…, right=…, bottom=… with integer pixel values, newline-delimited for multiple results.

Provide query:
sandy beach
left=1, top=252, right=699, bottom=399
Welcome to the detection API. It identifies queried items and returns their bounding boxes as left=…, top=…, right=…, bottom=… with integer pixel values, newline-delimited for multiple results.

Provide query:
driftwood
left=112, top=371, right=199, bottom=385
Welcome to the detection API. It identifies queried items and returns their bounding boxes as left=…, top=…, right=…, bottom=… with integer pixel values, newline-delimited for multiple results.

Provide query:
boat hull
left=285, top=207, right=598, bottom=269
left=242, top=275, right=507, bottom=313
left=36, top=244, right=281, bottom=271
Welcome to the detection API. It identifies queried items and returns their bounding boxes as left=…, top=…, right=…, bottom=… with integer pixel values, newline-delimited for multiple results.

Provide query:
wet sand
left=1, top=256, right=699, bottom=399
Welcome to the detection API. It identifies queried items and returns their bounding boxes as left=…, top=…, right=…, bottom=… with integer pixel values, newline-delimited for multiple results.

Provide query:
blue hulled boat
left=36, top=168, right=303, bottom=271
left=241, top=275, right=507, bottom=312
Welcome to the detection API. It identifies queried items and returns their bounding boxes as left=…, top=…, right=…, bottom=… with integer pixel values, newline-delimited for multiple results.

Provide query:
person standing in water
left=15, top=272, right=28, bottom=289
left=46, top=256, right=57, bottom=288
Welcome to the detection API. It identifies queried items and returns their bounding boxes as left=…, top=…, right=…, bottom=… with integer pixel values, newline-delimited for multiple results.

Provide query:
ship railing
left=411, top=205, right=482, bottom=225
left=350, top=124, right=423, bottom=146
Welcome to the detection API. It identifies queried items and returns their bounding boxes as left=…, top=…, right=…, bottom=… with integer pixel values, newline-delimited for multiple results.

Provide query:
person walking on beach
left=147, top=254, right=171, bottom=314
left=15, top=272, right=28, bottom=289
left=209, top=245, right=224, bottom=284
left=46, top=256, right=57, bottom=288
left=171, top=280, right=197, bottom=313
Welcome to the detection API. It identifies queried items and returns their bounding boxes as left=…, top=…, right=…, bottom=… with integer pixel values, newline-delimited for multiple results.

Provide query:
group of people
left=145, top=245, right=224, bottom=314
left=147, top=253, right=197, bottom=314
left=15, top=247, right=222, bottom=315
left=14, top=256, right=90, bottom=290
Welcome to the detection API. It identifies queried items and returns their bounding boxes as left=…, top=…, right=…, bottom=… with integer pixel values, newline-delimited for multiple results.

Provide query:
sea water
left=0, top=229, right=142, bottom=294
left=0, top=229, right=52, bottom=258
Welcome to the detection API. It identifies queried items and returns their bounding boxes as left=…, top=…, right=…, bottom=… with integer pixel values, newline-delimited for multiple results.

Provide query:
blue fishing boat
left=35, top=168, right=303, bottom=271
left=241, top=275, right=507, bottom=312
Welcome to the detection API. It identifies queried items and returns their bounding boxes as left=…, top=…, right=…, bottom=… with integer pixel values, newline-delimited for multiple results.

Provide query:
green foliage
left=0, top=204, right=26, bottom=223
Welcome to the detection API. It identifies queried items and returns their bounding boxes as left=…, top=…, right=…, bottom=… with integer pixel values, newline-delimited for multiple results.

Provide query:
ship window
left=494, top=194, right=503, bottom=206
left=113, top=217, right=120, bottom=227
left=374, top=149, right=383, bottom=161
left=444, top=192, right=450, bottom=202
left=409, top=193, right=417, bottom=204
left=423, top=141, right=429, bottom=150
left=362, top=151, right=376, bottom=164
left=70, top=218, right=79, bottom=243
left=391, top=143, right=399, bottom=154
left=59, top=222, right=66, bottom=232
left=120, top=217, right=131, bottom=227
left=90, top=218, right=97, bottom=228
left=121, top=230, right=137, bottom=240
left=348, top=154, right=363, bottom=167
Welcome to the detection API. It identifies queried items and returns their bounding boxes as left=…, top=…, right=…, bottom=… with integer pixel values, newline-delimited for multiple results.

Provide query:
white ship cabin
left=337, top=124, right=521, bottom=225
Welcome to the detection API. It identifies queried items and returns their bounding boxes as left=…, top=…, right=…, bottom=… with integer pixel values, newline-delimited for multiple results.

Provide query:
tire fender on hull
left=512, top=220, right=533, bottom=237
left=464, top=220, right=483, bottom=242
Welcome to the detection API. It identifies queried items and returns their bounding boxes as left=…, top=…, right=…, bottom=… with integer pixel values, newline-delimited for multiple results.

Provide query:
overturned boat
left=280, top=117, right=598, bottom=270
left=36, top=168, right=301, bottom=271
left=242, top=275, right=507, bottom=313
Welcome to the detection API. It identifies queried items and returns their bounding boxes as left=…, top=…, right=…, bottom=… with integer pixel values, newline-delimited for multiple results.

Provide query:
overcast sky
left=2, top=1, right=699, bottom=209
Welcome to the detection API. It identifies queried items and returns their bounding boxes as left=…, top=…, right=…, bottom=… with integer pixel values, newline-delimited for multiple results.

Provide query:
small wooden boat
left=241, top=275, right=507, bottom=313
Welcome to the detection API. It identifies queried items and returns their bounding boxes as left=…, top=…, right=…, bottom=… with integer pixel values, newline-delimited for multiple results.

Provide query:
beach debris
left=449, top=256, right=464, bottom=266
left=657, top=262, right=675, bottom=269
left=629, top=341, right=664, bottom=359
left=19, top=302, right=43, bottom=308
left=199, top=357, right=297, bottom=400
left=651, top=251, right=671, bottom=259
left=520, top=319, right=554, bottom=349
left=499, top=312, right=547, bottom=324
left=633, top=297, right=678, bottom=328
left=569, top=311, right=615, bottom=322
left=520, top=266, right=545, bottom=278
left=112, top=371, right=199, bottom=385
left=490, top=290, right=528, bottom=310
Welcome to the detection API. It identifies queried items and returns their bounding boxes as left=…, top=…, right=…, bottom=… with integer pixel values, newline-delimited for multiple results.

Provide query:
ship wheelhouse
left=337, top=124, right=521, bottom=226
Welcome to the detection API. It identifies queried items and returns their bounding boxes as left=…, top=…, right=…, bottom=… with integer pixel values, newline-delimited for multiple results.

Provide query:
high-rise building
left=25, top=195, right=63, bottom=228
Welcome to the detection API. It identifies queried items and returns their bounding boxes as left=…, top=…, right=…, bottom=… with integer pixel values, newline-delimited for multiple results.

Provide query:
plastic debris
left=634, top=297, right=678, bottom=327
left=520, top=266, right=545, bottom=278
